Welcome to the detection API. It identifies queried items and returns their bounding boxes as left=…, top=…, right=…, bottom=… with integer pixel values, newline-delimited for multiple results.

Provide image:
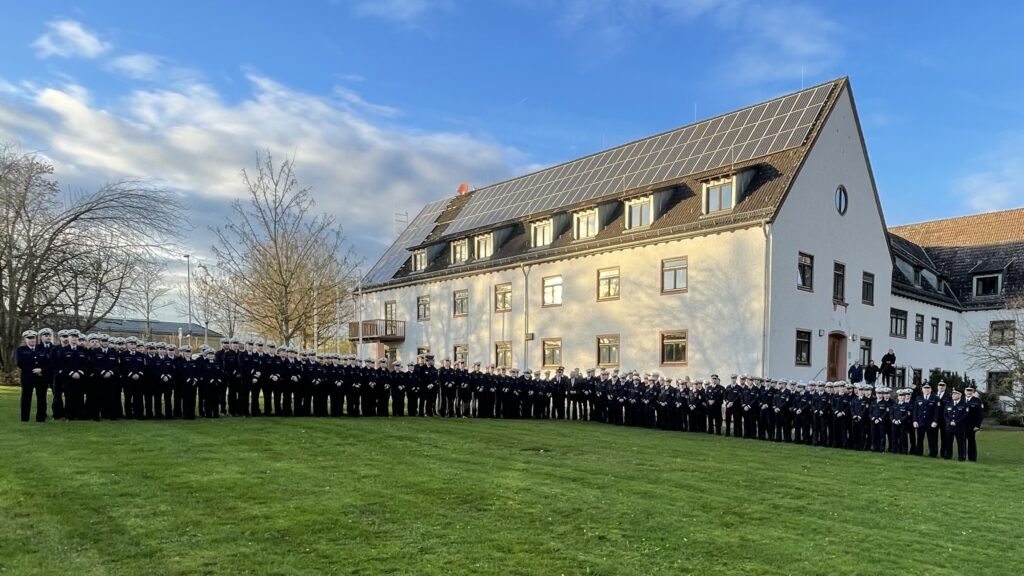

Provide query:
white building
left=353, top=77, right=1022, bottom=390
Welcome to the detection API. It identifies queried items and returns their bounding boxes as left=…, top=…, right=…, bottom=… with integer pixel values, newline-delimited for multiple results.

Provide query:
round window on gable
left=835, top=185, right=849, bottom=216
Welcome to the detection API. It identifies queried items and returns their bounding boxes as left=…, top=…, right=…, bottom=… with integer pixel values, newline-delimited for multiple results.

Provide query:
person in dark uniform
left=869, top=387, right=892, bottom=453
left=880, top=349, right=896, bottom=387
left=934, top=381, right=950, bottom=458
left=965, top=386, right=983, bottom=462
left=16, top=330, right=51, bottom=422
left=912, top=383, right=939, bottom=457
left=90, top=336, right=120, bottom=420
left=200, top=347, right=223, bottom=418
left=178, top=346, right=198, bottom=419
left=57, top=331, right=90, bottom=420
left=724, top=374, right=742, bottom=437
left=941, top=388, right=968, bottom=461
left=422, top=355, right=438, bottom=416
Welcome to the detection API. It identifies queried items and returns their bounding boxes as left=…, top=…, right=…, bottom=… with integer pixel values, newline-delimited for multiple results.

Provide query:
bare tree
left=0, top=142, right=185, bottom=369
left=963, top=296, right=1024, bottom=404
left=211, top=151, right=359, bottom=347
left=123, top=259, right=172, bottom=340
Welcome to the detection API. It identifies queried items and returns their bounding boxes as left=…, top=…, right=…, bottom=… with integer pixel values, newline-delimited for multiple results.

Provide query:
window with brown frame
left=542, top=275, right=563, bottom=307
left=795, top=330, right=811, bottom=366
left=597, top=267, right=620, bottom=301
left=662, top=257, right=688, bottom=293
left=452, top=289, right=469, bottom=317
left=416, top=295, right=430, bottom=321
left=798, top=253, right=814, bottom=291
left=660, top=331, right=688, bottom=365
left=494, top=283, right=512, bottom=312
left=495, top=341, right=512, bottom=368
left=542, top=338, right=562, bottom=367
left=597, top=335, right=619, bottom=367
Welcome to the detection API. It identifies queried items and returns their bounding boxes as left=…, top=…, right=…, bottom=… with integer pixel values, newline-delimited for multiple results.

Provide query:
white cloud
left=351, top=0, right=452, bottom=25
left=0, top=73, right=523, bottom=258
left=32, top=19, right=111, bottom=59
left=956, top=136, right=1024, bottom=213
left=108, top=53, right=163, bottom=80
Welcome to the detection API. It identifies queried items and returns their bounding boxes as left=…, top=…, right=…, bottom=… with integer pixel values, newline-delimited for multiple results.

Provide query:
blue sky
left=2, top=0, right=1024, bottom=274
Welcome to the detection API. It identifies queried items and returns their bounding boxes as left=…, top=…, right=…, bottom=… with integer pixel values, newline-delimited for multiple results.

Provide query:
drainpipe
left=761, top=220, right=772, bottom=378
left=521, top=263, right=531, bottom=372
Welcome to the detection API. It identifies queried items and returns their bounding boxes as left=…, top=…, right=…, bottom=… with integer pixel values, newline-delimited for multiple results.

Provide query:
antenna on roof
left=394, top=211, right=408, bottom=238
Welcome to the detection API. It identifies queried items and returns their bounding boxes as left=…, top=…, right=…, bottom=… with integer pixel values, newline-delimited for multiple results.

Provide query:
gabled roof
left=888, top=207, right=1024, bottom=310
left=364, top=78, right=847, bottom=290
left=93, top=318, right=222, bottom=338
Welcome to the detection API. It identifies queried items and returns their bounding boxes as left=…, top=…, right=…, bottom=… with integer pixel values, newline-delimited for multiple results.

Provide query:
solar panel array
left=443, top=81, right=837, bottom=238
left=363, top=198, right=451, bottom=285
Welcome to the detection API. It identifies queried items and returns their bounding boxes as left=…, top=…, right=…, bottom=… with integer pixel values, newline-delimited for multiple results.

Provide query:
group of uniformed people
left=14, top=328, right=983, bottom=462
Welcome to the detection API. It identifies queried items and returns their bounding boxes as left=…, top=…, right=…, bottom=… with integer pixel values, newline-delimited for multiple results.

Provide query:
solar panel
left=363, top=198, right=450, bottom=285
left=443, top=81, right=837, bottom=238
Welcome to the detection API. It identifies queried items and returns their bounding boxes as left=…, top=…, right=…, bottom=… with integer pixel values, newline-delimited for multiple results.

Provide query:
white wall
left=767, top=86, right=894, bottom=381
left=888, top=294, right=962, bottom=384
left=360, top=225, right=767, bottom=378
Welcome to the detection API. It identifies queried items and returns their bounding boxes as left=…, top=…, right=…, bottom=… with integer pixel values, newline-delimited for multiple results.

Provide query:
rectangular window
left=473, top=234, right=493, bottom=259
left=451, top=239, right=468, bottom=264
left=542, top=276, right=563, bottom=307
left=912, top=369, right=923, bottom=387
left=574, top=209, right=599, bottom=240
left=705, top=180, right=734, bottom=214
left=798, top=253, right=814, bottom=291
left=416, top=295, right=430, bottom=321
left=895, top=367, right=907, bottom=388
left=494, top=283, right=512, bottom=312
left=913, top=268, right=922, bottom=286
left=495, top=342, right=512, bottom=368
left=945, top=321, right=953, bottom=346
left=626, top=196, right=652, bottom=228
left=597, top=335, right=620, bottom=367
left=833, top=262, right=846, bottom=303
left=795, top=330, right=812, bottom=366
left=859, top=337, right=872, bottom=365
left=416, top=346, right=430, bottom=356
left=597, top=267, right=620, bottom=301
left=542, top=338, right=562, bottom=367
left=890, top=308, right=907, bottom=338
left=454, top=344, right=468, bottom=365
left=452, top=290, right=469, bottom=317
left=531, top=219, right=553, bottom=248
left=660, top=331, right=688, bottom=365
left=411, top=250, right=427, bottom=272
left=914, top=314, right=924, bottom=341
left=862, top=272, right=875, bottom=305
left=662, top=257, right=688, bottom=293
left=930, top=317, right=939, bottom=343
left=384, top=301, right=398, bottom=335
left=990, top=320, right=1016, bottom=346
left=974, top=274, right=1001, bottom=297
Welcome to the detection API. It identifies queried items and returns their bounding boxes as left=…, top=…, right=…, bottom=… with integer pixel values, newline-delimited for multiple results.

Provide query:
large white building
left=353, top=77, right=1023, bottom=391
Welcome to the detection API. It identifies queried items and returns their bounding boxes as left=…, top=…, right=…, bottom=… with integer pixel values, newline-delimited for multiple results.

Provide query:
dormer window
left=703, top=177, right=734, bottom=214
left=451, top=239, right=468, bottom=264
left=411, top=250, right=427, bottom=272
left=531, top=219, right=553, bottom=248
left=625, top=196, right=653, bottom=229
left=574, top=209, right=599, bottom=240
left=474, top=233, right=493, bottom=259
left=913, top=268, right=922, bottom=286
left=974, top=273, right=1002, bottom=297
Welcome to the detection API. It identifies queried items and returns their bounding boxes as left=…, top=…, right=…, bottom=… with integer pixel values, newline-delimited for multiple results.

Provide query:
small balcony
left=348, top=319, right=405, bottom=342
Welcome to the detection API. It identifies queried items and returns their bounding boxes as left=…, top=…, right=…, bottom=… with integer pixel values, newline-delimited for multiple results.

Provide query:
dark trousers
left=331, top=388, right=345, bottom=416
left=261, top=382, right=273, bottom=415
left=726, top=409, right=742, bottom=437
left=182, top=385, right=197, bottom=419
left=742, top=410, right=757, bottom=438
left=21, top=381, right=48, bottom=422
left=391, top=393, right=404, bottom=417
left=871, top=422, right=888, bottom=452
left=248, top=379, right=262, bottom=415
left=51, top=380, right=65, bottom=419
left=915, top=426, right=939, bottom=457
left=942, top=427, right=966, bottom=460
left=347, top=392, right=361, bottom=416
left=965, top=428, right=978, bottom=461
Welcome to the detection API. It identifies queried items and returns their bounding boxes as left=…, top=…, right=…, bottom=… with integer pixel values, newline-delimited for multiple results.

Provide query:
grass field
left=1, top=386, right=1022, bottom=576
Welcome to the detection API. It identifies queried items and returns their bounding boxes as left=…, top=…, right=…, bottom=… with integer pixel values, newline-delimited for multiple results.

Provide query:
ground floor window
left=454, top=344, right=468, bottom=365
left=495, top=342, right=512, bottom=368
left=597, top=335, right=619, bottom=367
left=660, top=331, right=687, bottom=365
left=859, top=337, right=872, bottom=365
left=542, top=338, right=562, bottom=367
left=795, top=330, right=811, bottom=366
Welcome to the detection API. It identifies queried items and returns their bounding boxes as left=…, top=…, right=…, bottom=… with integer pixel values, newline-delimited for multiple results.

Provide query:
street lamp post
left=197, top=263, right=211, bottom=346
left=184, top=254, right=193, bottom=345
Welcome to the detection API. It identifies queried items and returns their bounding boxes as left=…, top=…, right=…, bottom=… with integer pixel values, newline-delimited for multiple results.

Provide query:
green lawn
left=1, top=386, right=1022, bottom=576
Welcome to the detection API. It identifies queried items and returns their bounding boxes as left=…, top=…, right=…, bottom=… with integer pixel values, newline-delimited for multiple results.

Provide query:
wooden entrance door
left=827, top=333, right=847, bottom=381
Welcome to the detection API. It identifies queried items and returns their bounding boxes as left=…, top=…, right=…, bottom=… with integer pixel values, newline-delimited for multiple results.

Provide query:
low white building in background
left=352, top=77, right=1023, bottom=391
